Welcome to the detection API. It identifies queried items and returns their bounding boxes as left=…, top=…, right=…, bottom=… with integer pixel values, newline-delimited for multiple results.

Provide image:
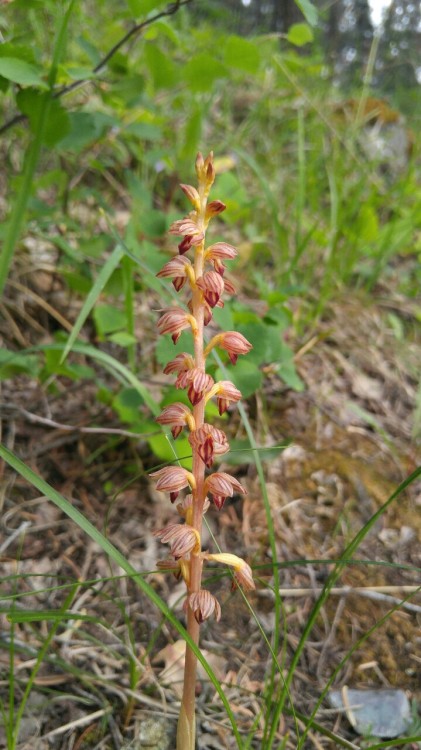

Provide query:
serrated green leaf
left=0, top=57, right=47, bottom=88
left=287, top=23, right=314, bottom=46
left=224, top=35, right=260, bottom=73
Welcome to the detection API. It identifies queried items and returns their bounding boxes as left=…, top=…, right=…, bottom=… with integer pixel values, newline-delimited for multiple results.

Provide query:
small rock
left=328, top=688, right=411, bottom=738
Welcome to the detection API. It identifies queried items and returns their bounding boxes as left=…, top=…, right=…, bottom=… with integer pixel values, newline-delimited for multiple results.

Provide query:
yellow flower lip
left=204, top=552, right=244, bottom=569
left=203, top=553, right=255, bottom=591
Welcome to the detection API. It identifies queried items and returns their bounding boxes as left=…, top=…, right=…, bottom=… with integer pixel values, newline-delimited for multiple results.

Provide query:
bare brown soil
left=1, top=260, right=420, bottom=749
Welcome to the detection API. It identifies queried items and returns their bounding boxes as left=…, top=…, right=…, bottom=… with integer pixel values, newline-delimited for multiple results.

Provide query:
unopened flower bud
left=187, top=589, right=221, bottom=623
left=180, top=183, right=201, bottom=211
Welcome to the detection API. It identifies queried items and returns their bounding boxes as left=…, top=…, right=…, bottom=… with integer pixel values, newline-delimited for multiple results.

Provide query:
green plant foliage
left=287, top=23, right=314, bottom=46
left=0, top=57, right=47, bottom=88
left=223, top=35, right=261, bottom=73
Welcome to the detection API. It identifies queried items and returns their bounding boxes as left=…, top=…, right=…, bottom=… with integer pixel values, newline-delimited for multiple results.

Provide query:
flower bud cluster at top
left=150, top=152, right=255, bottom=626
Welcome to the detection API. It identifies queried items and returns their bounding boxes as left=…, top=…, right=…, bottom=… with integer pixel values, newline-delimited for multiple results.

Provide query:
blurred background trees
left=192, top=0, right=421, bottom=115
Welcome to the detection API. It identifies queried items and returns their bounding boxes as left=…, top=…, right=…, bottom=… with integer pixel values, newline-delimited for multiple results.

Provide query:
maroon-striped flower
left=204, top=471, right=247, bottom=510
left=156, top=402, right=195, bottom=438
left=204, top=331, right=252, bottom=365
left=187, top=589, right=221, bottom=623
left=188, top=370, right=214, bottom=406
left=154, top=523, right=200, bottom=559
left=176, top=368, right=214, bottom=405
left=178, top=234, right=204, bottom=255
left=205, top=200, right=226, bottom=220
left=206, top=380, right=242, bottom=415
left=150, top=466, right=195, bottom=503
left=169, top=215, right=200, bottom=236
left=163, top=352, right=195, bottom=377
left=196, top=271, right=225, bottom=308
left=156, top=256, right=194, bottom=292
left=157, top=307, right=198, bottom=344
left=188, top=424, right=229, bottom=468
left=205, top=242, right=238, bottom=276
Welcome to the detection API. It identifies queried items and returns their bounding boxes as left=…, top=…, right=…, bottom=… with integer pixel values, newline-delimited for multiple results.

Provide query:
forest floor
left=1, top=242, right=420, bottom=749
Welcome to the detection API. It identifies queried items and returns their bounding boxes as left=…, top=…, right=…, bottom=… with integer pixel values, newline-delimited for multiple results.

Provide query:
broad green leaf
left=294, top=0, right=318, bottom=26
left=0, top=57, right=47, bottom=88
left=277, top=355, right=305, bottom=391
left=16, top=89, right=70, bottom=146
left=42, top=349, right=95, bottom=381
left=108, top=331, right=138, bottom=346
left=155, top=332, right=194, bottom=368
left=223, top=439, right=286, bottom=466
left=0, top=43, right=36, bottom=63
left=112, top=387, right=144, bottom=423
left=287, top=23, right=314, bottom=46
left=93, top=304, right=127, bottom=336
left=183, top=53, right=227, bottom=93
left=145, top=43, right=177, bottom=89
left=0, top=349, right=39, bottom=380
left=224, top=36, right=260, bottom=73
left=148, top=433, right=192, bottom=471
left=57, top=111, right=116, bottom=153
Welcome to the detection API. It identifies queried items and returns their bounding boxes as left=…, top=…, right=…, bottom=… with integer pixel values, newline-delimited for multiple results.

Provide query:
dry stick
left=0, top=0, right=192, bottom=136
left=276, top=585, right=421, bottom=614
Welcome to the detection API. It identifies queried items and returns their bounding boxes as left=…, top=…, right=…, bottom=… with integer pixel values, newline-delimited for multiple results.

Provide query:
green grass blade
left=10, top=584, right=78, bottom=750
left=267, top=464, right=421, bottom=744
left=0, top=443, right=244, bottom=749
left=0, top=0, right=77, bottom=297
left=60, top=244, right=125, bottom=364
left=297, top=586, right=421, bottom=748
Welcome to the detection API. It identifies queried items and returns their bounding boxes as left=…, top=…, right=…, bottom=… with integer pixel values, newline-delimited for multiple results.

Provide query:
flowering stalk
left=151, top=152, right=254, bottom=749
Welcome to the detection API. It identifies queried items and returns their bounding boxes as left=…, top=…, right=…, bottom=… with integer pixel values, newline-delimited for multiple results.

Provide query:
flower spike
left=151, top=153, right=253, bottom=750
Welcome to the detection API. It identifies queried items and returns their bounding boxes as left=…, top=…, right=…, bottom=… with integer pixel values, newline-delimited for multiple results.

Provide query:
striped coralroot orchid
left=149, top=152, right=255, bottom=750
